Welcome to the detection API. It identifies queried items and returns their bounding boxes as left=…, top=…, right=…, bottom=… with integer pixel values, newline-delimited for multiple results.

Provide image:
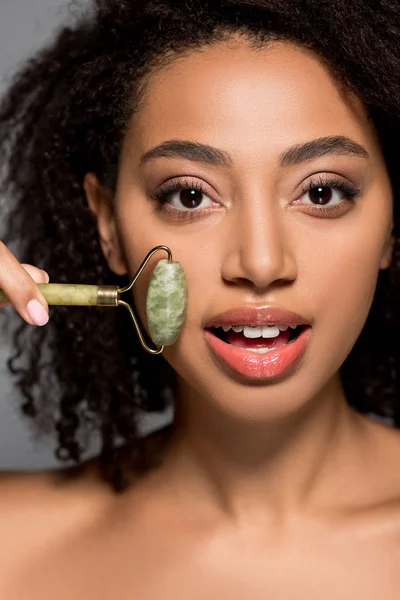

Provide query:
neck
left=161, top=375, right=369, bottom=522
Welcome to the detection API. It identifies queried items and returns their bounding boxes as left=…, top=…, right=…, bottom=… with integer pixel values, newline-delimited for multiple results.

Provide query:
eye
left=295, top=175, right=361, bottom=217
left=161, top=185, right=212, bottom=211
left=150, top=177, right=218, bottom=221
left=302, top=185, right=344, bottom=206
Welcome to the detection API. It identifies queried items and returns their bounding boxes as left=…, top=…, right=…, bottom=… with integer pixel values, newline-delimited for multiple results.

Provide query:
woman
left=0, top=0, right=399, bottom=596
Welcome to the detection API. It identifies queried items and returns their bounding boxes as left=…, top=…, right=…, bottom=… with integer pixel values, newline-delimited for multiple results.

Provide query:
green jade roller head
left=0, top=245, right=188, bottom=355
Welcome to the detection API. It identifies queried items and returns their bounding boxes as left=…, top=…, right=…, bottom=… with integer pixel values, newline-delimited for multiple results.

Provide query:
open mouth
left=205, top=324, right=306, bottom=354
left=204, top=322, right=311, bottom=379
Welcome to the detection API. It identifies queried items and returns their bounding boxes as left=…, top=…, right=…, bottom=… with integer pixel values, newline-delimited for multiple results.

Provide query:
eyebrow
left=280, top=135, right=369, bottom=166
left=139, top=135, right=369, bottom=168
left=140, top=140, right=233, bottom=167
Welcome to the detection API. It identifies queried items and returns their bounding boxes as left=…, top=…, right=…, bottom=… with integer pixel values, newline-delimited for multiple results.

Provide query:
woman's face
left=88, top=38, right=394, bottom=421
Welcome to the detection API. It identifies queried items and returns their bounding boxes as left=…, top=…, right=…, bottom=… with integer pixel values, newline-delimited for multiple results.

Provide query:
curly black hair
left=0, top=0, right=399, bottom=493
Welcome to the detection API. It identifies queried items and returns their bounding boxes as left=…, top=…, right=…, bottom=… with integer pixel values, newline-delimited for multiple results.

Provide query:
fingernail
left=27, top=299, right=49, bottom=326
left=43, top=271, right=50, bottom=283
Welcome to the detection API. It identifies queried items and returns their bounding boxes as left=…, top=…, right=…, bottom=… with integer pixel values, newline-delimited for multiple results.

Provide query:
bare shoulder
left=0, top=425, right=173, bottom=590
left=0, top=461, right=110, bottom=577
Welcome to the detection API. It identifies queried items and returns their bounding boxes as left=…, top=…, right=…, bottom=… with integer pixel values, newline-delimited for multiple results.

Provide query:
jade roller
left=0, top=245, right=188, bottom=355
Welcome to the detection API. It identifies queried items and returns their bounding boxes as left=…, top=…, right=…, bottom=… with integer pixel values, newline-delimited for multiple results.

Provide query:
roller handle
left=0, top=283, right=119, bottom=306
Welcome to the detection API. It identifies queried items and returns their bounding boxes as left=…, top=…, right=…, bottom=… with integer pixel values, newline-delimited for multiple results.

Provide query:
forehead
left=129, top=38, right=377, bottom=158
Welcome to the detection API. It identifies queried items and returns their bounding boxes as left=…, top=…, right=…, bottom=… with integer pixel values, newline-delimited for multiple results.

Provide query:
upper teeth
left=216, top=324, right=298, bottom=339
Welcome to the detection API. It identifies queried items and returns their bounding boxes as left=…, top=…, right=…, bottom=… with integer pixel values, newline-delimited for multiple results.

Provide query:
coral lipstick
left=204, top=325, right=311, bottom=380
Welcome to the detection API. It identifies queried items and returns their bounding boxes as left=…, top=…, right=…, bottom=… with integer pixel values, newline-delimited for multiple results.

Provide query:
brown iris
left=179, top=189, right=203, bottom=209
left=309, top=186, right=333, bottom=205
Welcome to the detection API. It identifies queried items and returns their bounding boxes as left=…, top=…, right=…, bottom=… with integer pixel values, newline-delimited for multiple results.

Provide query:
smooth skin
left=2, top=37, right=400, bottom=599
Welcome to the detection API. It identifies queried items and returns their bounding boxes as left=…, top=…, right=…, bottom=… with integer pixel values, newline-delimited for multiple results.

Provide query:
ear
left=379, top=221, right=395, bottom=270
left=83, top=172, right=128, bottom=276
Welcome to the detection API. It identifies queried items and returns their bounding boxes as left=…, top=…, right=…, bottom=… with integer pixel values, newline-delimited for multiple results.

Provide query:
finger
left=0, top=242, right=49, bottom=326
left=20, top=264, right=50, bottom=284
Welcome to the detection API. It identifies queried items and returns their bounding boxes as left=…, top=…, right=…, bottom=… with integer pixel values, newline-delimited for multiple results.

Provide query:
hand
left=0, top=241, right=49, bottom=326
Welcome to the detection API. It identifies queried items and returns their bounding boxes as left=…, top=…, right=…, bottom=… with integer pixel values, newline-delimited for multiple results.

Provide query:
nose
left=220, top=196, right=297, bottom=290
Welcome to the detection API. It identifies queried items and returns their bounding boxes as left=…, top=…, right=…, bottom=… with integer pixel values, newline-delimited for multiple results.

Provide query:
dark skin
left=1, top=37, right=400, bottom=599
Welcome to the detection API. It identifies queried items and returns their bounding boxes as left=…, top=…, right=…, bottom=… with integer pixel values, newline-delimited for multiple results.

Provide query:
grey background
left=0, top=0, right=171, bottom=470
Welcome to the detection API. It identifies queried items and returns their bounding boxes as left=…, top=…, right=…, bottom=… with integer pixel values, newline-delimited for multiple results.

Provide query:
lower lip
left=204, top=327, right=311, bottom=381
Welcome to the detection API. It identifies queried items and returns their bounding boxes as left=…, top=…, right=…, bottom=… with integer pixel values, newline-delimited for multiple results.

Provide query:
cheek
left=115, top=205, right=206, bottom=339
left=303, top=217, right=387, bottom=364
left=114, top=206, right=164, bottom=328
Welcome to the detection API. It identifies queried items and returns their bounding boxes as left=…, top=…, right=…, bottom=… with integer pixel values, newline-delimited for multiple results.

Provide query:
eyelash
left=150, top=175, right=361, bottom=222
